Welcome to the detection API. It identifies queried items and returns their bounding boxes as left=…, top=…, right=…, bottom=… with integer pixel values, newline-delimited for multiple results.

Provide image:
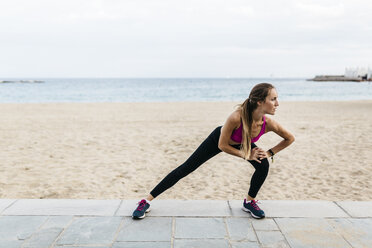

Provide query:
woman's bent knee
left=257, top=158, right=270, bottom=172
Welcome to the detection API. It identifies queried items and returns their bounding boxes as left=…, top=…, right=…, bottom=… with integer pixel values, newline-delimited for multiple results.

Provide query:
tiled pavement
left=0, top=199, right=371, bottom=248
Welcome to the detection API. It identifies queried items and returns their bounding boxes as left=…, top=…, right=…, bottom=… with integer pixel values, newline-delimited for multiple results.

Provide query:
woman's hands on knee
left=249, top=147, right=268, bottom=163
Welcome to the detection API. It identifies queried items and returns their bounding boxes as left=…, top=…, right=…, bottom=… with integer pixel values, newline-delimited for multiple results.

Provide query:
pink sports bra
left=230, top=115, right=266, bottom=143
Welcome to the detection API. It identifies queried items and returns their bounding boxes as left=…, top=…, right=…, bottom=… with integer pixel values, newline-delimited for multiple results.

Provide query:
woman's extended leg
left=149, top=126, right=223, bottom=198
left=133, top=126, right=224, bottom=219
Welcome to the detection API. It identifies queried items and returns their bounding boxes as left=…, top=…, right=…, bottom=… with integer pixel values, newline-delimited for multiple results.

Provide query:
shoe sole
left=132, top=208, right=151, bottom=220
left=242, top=207, right=265, bottom=219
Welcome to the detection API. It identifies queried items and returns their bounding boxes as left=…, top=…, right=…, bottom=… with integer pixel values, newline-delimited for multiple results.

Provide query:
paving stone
left=56, top=216, right=122, bottom=245
left=275, top=218, right=352, bottom=248
left=2, top=199, right=121, bottom=216
left=229, top=201, right=250, bottom=218
left=328, top=218, right=372, bottom=247
left=54, top=247, right=111, bottom=248
left=225, top=218, right=256, bottom=241
left=1, top=199, right=370, bottom=248
left=256, top=231, right=289, bottom=248
left=0, top=199, right=16, bottom=214
left=336, top=201, right=372, bottom=217
left=116, top=217, right=172, bottom=242
left=230, top=200, right=348, bottom=217
left=116, top=200, right=141, bottom=217
left=117, top=200, right=231, bottom=217
left=231, top=241, right=260, bottom=248
left=0, top=216, right=48, bottom=243
left=173, top=239, right=229, bottom=248
left=175, top=218, right=226, bottom=239
left=42, top=216, right=74, bottom=228
left=22, top=227, right=63, bottom=248
left=113, top=242, right=171, bottom=248
left=251, top=218, right=279, bottom=231
left=0, top=240, right=24, bottom=248
left=22, top=216, right=74, bottom=248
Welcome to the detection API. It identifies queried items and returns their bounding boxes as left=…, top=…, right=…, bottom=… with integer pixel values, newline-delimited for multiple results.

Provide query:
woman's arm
left=219, top=111, right=270, bottom=163
left=218, top=111, right=245, bottom=158
left=265, top=117, right=295, bottom=156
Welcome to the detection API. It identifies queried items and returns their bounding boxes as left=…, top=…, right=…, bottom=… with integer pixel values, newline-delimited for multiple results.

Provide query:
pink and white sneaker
left=242, top=199, right=265, bottom=219
left=132, top=199, right=151, bottom=219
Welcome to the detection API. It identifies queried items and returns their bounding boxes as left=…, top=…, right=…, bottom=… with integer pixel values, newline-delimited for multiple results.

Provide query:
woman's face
left=262, top=88, right=279, bottom=115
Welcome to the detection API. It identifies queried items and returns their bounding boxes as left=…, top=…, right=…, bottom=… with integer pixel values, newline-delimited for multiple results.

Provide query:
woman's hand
left=248, top=147, right=268, bottom=163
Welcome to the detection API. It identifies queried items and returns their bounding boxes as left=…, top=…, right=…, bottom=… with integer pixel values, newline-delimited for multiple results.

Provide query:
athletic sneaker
left=242, top=199, right=265, bottom=219
left=132, top=199, right=151, bottom=219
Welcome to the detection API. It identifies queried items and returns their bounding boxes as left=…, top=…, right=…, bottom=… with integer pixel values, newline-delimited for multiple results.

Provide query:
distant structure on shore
left=0, top=80, right=44, bottom=83
left=308, top=67, right=372, bottom=82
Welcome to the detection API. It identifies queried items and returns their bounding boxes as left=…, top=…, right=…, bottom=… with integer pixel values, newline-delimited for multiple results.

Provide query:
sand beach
left=0, top=101, right=371, bottom=201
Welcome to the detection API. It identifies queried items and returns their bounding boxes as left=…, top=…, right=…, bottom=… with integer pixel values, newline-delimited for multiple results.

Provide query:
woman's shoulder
left=264, top=115, right=295, bottom=140
left=264, top=115, right=275, bottom=131
left=264, top=116, right=286, bottom=133
left=231, top=109, right=241, bottom=121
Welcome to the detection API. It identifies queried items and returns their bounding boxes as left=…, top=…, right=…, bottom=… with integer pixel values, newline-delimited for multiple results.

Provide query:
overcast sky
left=1, top=0, right=371, bottom=78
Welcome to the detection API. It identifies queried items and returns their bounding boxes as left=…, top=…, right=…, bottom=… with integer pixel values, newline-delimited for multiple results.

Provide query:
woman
left=132, top=83, right=295, bottom=219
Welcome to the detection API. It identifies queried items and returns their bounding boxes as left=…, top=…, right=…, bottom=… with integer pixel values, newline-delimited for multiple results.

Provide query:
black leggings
left=150, top=126, right=270, bottom=199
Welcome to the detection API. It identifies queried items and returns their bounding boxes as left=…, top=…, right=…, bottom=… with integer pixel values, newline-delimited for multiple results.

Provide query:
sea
left=0, top=78, right=371, bottom=103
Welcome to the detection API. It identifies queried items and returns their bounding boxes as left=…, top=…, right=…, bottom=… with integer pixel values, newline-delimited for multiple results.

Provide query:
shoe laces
left=136, top=199, right=147, bottom=211
left=250, top=200, right=261, bottom=211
